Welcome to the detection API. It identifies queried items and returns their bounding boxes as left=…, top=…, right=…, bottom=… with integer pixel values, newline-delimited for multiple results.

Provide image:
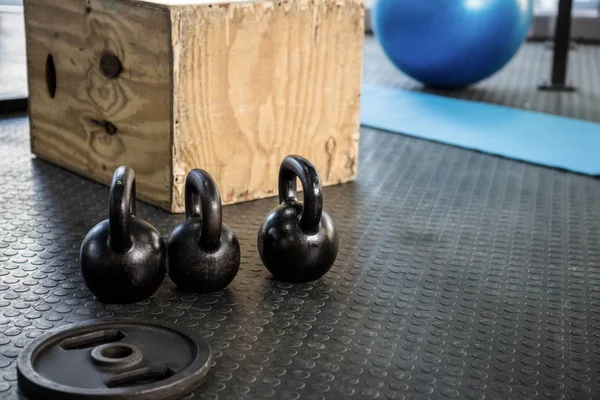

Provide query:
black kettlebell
left=257, top=155, right=339, bottom=283
left=80, top=166, right=166, bottom=304
left=167, top=169, right=241, bottom=293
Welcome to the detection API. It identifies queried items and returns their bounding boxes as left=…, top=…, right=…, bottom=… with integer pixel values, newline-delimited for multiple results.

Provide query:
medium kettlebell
left=257, top=155, right=339, bottom=282
left=80, top=166, right=166, bottom=304
left=167, top=169, right=241, bottom=293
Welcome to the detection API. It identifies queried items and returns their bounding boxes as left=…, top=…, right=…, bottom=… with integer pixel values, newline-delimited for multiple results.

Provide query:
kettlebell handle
left=185, top=169, right=222, bottom=250
left=108, top=166, right=137, bottom=253
left=279, top=155, right=323, bottom=235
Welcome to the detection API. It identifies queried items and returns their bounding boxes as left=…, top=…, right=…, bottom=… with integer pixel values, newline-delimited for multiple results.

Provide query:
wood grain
left=24, top=0, right=172, bottom=209
left=169, top=0, right=363, bottom=211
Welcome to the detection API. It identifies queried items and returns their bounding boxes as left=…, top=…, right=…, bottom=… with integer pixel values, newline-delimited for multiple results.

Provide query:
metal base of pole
left=538, top=82, right=577, bottom=91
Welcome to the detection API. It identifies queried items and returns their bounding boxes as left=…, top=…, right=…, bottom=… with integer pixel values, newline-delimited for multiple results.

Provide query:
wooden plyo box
left=23, top=0, right=363, bottom=212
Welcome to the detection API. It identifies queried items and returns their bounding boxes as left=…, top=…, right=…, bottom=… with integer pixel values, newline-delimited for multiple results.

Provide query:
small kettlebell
left=80, top=166, right=166, bottom=304
left=257, top=155, right=339, bottom=282
left=167, top=169, right=241, bottom=293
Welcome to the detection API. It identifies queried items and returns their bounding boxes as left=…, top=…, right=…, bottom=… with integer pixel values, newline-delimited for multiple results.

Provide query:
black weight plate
left=17, top=319, right=211, bottom=400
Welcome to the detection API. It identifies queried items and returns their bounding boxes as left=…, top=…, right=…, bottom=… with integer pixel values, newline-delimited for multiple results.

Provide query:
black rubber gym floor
left=1, top=36, right=600, bottom=399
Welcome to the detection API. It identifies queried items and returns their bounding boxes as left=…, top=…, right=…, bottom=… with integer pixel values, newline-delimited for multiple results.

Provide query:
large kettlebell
left=80, top=166, right=166, bottom=304
left=257, top=155, right=339, bottom=282
left=167, top=169, right=241, bottom=293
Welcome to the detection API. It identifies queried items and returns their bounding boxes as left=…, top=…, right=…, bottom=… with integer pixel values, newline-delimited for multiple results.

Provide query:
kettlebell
left=257, top=155, right=339, bottom=282
left=167, top=169, right=241, bottom=293
left=80, top=166, right=166, bottom=304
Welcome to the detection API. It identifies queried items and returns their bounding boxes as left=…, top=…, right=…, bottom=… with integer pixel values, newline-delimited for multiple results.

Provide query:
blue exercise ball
left=371, top=0, right=534, bottom=88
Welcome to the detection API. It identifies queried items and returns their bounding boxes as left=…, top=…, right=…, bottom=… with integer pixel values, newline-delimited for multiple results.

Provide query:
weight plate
left=17, top=319, right=212, bottom=400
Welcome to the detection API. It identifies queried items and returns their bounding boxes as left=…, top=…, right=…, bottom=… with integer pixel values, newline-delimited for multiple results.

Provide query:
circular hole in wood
left=100, top=51, right=122, bottom=79
left=45, top=54, right=57, bottom=98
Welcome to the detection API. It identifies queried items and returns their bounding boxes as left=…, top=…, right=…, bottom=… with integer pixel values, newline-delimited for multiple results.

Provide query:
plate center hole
left=100, top=345, right=133, bottom=359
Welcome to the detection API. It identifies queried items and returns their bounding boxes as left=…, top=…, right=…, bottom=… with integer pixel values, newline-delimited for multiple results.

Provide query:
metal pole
left=539, top=0, right=576, bottom=91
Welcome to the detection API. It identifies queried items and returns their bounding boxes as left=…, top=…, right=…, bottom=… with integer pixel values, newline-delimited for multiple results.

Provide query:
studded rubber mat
left=363, top=36, right=600, bottom=123
left=1, top=115, right=600, bottom=400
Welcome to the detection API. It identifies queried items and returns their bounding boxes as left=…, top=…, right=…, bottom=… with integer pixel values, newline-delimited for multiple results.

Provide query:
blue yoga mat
left=360, top=84, right=600, bottom=176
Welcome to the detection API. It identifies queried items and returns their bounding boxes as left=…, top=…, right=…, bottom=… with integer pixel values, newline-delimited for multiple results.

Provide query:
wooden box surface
left=24, top=0, right=364, bottom=212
